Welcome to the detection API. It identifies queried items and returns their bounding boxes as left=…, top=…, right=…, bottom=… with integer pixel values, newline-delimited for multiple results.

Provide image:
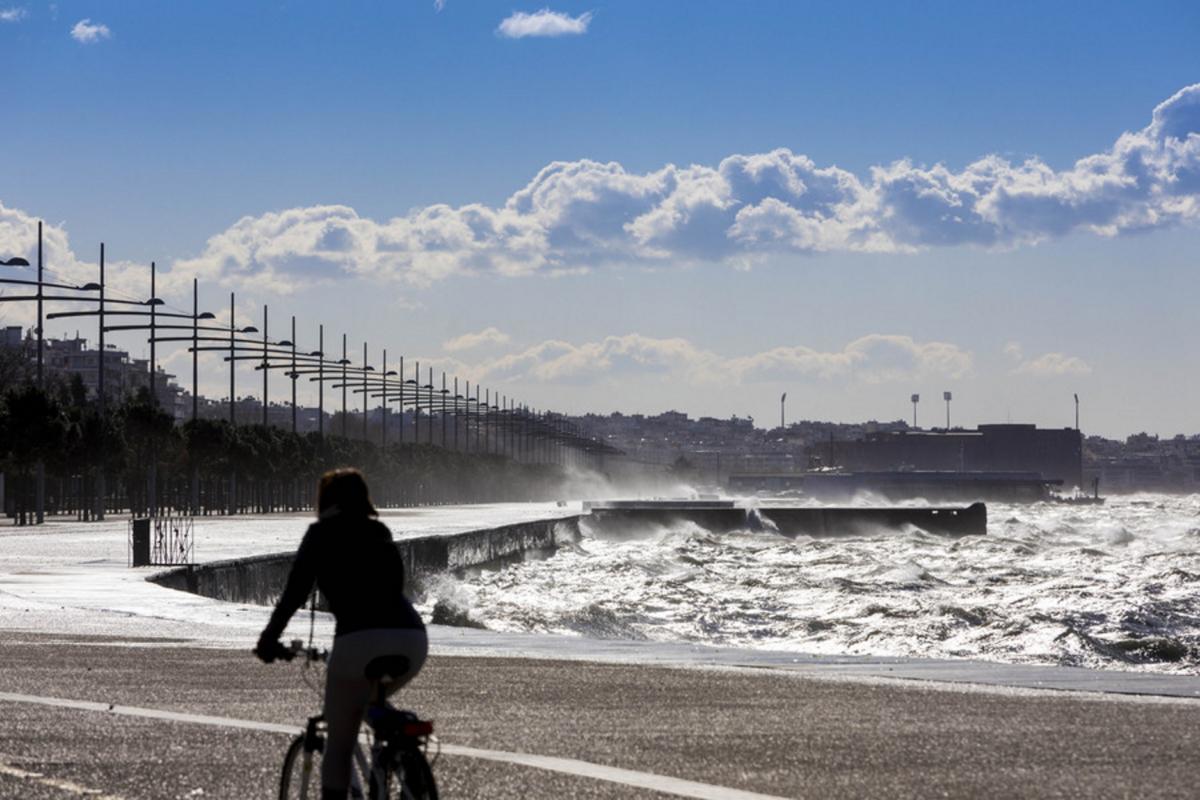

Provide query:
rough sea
left=418, top=493, right=1200, bottom=674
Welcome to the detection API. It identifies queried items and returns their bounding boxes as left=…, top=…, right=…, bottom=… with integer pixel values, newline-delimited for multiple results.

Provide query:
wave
left=415, top=492, right=1200, bottom=674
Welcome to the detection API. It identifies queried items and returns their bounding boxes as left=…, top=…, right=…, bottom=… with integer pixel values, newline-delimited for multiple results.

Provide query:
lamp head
left=197, top=311, right=216, bottom=320
left=1, top=257, right=31, bottom=267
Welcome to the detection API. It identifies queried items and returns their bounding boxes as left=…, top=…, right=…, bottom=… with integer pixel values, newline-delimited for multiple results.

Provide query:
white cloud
left=497, top=8, right=592, bottom=38
left=1002, top=341, right=1023, bottom=361
left=0, top=7, right=27, bottom=22
left=151, top=84, right=1200, bottom=291
left=456, top=333, right=972, bottom=387
left=70, top=18, right=110, bottom=43
left=443, top=327, right=511, bottom=352
left=1013, top=352, right=1092, bottom=377
left=434, top=0, right=445, bottom=11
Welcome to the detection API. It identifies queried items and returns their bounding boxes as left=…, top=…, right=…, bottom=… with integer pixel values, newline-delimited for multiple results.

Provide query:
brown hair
left=317, top=468, right=378, bottom=518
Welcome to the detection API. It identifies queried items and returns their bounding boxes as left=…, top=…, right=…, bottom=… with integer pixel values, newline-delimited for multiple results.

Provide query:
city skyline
left=2, top=2, right=1199, bottom=437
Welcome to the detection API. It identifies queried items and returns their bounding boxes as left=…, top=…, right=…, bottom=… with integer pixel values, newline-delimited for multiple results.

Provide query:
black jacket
left=263, top=513, right=425, bottom=640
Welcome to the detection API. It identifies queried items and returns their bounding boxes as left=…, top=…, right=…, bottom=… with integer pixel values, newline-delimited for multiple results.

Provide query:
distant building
left=833, top=424, right=1084, bottom=487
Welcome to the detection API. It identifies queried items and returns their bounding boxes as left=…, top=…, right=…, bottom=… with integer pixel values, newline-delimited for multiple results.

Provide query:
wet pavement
left=1, top=636, right=1198, bottom=799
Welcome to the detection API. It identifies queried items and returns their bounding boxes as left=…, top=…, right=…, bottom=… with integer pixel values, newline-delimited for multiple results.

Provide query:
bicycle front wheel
left=279, top=734, right=322, bottom=800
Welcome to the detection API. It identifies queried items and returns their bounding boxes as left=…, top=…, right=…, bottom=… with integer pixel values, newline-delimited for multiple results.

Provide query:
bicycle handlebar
left=255, top=638, right=328, bottom=664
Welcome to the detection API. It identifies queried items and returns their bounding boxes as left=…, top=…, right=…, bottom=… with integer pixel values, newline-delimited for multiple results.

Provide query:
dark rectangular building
left=834, top=424, right=1083, bottom=487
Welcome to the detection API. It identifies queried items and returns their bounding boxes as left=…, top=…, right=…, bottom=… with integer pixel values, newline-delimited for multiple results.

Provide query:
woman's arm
left=258, top=525, right=320, bottom=647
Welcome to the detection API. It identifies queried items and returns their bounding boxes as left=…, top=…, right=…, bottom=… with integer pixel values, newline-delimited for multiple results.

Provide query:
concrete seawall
left=150, top=515, right=582, bottom=606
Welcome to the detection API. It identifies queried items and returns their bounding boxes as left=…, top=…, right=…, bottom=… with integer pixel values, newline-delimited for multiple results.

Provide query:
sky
left=1, top=1, right=1199, bottom=438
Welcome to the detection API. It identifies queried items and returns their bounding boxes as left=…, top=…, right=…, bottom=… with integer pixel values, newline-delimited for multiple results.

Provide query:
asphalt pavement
left=1, top=635, right=1198, bottom=799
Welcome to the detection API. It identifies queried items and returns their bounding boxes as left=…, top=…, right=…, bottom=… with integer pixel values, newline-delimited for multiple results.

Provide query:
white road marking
left=0, top=757, right=125, bottom=799
left=0, top=691, right=792, bottom=800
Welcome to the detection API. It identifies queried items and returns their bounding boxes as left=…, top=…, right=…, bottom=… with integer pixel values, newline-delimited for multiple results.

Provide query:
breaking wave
left=416, top=494, right=1200, bottom=674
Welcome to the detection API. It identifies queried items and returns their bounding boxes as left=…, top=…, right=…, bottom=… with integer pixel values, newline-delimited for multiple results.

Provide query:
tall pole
left=382, top=349, right=388, bottom=447
left=398, top=356, right=404, bottom=446
left=191, top=278, right=198, bottom=422
left=262, top=304, right=269, bottom=427
left=97, top=243, right=106, bottom=521
left=341, top=333, right=347, bottom=438
left=36, top=221, right=43, bottom=384
left=911, top=394, right=919, bottom=429
left=414, top=360, right=420, bottom=445
left=484, top=389, right=490, bottom=454
left=148, top=262, right=158, bottom=518
left=780, top=392, right=786, bottom=430
left=290, top=316, right=297, bottom=434
left=318, top=324, right=324, bottom=439
left=149, top=262, right=157, bottom=407
left=35, top=222, right=44, bottom=523
left=463, top=380, right=469, bottom=453
left=190, top=277, right=199, bottom=514
left=943, top=391, right=952, bottom=431
left=441, top=372, right=447, bottom=448
left=475, top=384, right=481, bottom=454
left=229, top=292, right=236, bottom=426
left=428, top=366, right=434, bottom=446
left=362, top=341, right=368, bottom=442
left=453, top=376, right=459, bottom=451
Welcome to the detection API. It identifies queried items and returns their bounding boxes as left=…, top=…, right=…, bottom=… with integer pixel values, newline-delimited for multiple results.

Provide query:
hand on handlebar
left=254, top=637, right=293, bottom=664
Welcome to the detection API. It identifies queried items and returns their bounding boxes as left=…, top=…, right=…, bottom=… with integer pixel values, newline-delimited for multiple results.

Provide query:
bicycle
left=270, top=639, right=439, bottom=800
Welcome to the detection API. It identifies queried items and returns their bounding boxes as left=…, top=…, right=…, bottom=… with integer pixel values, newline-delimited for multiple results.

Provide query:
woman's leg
left=321, top=628, right=429, bottom=794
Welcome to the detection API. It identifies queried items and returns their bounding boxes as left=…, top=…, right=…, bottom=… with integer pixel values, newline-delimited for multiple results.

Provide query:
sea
left=417, top=493, right=1200, bottom=674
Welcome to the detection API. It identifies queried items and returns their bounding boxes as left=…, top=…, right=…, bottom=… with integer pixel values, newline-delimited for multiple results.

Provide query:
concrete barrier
left=150, top=516, right=582, bottom=607
left=584, top=502, right=987, bottom=538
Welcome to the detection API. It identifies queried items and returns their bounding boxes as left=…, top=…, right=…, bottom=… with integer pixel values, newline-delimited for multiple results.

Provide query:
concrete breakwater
left=583, top=501, right=987, bottom=537
left=149, top=515, right=582, bottom=606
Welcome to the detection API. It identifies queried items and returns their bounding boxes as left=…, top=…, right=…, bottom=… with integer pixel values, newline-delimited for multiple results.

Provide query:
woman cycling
left=256, top=468, right=427, bottom=800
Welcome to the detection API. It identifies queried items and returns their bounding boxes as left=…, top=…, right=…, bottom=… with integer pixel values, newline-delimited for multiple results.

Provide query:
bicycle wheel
left=367, top=749, right=437, bottom=800
left=399, top=750, right=438, bottom=800
left=279, top=735, right=322, bottom=800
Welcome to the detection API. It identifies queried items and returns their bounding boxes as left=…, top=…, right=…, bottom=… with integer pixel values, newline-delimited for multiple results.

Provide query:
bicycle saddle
left=364, top=655, right=411, bottom=683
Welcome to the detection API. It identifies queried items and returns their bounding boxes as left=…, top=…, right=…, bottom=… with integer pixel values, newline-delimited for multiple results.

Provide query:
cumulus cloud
left=0, top=7, right=27, bottom=22
left=150, top=84, right=1200, bottom=290
left=458, top=333, right=972, bottom=387
left=497, top=8, right=592, bottom=38
left=443, top=327, right=511, bottom=352
left=70, top=18, right=110, bottom=43
left=1013, top=352, right=1092, bottom=377
left=0, top=203, right=187, bottom=328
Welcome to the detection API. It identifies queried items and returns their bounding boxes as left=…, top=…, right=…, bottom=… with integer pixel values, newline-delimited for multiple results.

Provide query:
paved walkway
left=1, top=637, right=1198, bottom=799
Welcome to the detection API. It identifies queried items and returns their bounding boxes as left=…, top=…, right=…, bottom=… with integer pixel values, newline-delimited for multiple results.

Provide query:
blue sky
left=2, top=1, right=1199, bottom=436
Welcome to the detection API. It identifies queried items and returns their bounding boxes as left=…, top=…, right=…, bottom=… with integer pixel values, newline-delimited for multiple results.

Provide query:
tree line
left=0, top=367, right=574, bottom=525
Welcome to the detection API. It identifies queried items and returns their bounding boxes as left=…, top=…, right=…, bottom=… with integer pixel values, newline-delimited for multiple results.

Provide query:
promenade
left=1, top=508, right=1199, bottom=798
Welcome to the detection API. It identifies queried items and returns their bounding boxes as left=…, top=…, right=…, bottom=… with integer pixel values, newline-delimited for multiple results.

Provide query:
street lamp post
left=262, top=305, right=269, bottom=427
left=290, top=316, right=297, bottom=434
left=97, top=244, right=107, bottom=521
left=382, top=349, right=388, bottom=447
left=318, top=325, right=325, bottom=439
left=341, top=334, right=348, bottom=438
left=398, top=356, right=404, bottom=446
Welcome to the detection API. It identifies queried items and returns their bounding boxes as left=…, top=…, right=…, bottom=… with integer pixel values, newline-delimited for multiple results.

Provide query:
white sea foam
left=415, top=494, right=1200, bottom=674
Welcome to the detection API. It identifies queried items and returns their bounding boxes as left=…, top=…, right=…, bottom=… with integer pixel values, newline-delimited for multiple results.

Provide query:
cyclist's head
left=317, top=468, right=378, bottom=518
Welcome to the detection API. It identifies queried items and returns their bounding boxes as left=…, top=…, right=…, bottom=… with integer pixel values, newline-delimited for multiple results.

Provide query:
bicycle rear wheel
left=367, top=748, right=438, bottom=800
left=279, top=735, right=322, bottom=800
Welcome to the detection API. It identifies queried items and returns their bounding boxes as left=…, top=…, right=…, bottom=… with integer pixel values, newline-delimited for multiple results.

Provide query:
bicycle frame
left=273, top=640, right=437, bottom=800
